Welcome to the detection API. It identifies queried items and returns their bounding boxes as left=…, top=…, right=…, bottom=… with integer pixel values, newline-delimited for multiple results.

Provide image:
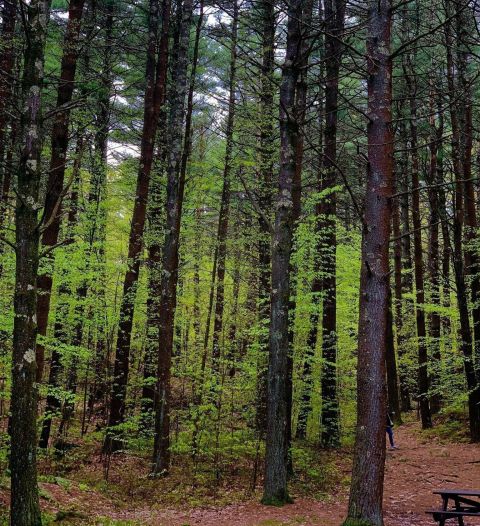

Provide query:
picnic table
left=426, top=489, right=480, bottom=525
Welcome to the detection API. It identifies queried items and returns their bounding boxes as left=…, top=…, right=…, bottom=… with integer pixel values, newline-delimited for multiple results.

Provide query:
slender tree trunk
left=397, top=122, right=412, bottom=412
left=426, top=82, right=442, bottom=414
left=262, top=0, right=303, bottom=505
left=405, top=62, right=432, bottom=429
left=36, top=0, right=86, bottom=382
left=151, top=0, right=193, bottom=475
left=392, top=185, right=406, bottom=423
left=0, top=0, right=17, bottom=199
left=444, top=1, right=480, bottom=442
left=343, top=0, right=392, bottom=523
left=105, top=0, right=169, bottom=452
left=141, top=0, right=174, bottom=430
left=320, top=0, right=345, bottom=449
left=296, top=0, right=324, bottom=440
left=10, top=1, right=51, bottom=524
left=255, top=0, right=275, bottom=438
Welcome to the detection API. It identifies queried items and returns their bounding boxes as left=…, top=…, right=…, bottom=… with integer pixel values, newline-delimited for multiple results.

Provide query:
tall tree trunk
left=320, top=0, right=345, bottom=449
left=405, top=61, right=432, bottom=429
left=262, top=0, right=303, bottom=505
left=426, top=81, right=442, bottom=415
left=0, top=0, right=18, bottom=202
left=35, top=0, right=86, bottom=382
left=141, top=0, right=174, bottom=430
left=255, top=0, right=275, bottom=438
left=296, top=0, right=324, bottom=441
left=444, top=0, right=480, bottom=442
left=397, top=122, right=413, bottom=412
left=10, top=1, right=51, bottom=524
left=105, top=0, right=169, bottom=452
left=151, top=0, right=193, bottom=476
left=343, top=0, right=392, bottom=523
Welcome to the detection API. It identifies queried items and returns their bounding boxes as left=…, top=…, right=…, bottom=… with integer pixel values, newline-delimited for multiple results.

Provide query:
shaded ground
left=1, top=420, right=479, bottom=525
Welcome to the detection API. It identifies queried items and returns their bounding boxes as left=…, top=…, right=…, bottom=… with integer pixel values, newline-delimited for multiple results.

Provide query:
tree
left=10, top=0, right=51, bottom=524
left=151, top=0, right=194, bottom=475
left=262, top=0, right=304, bottom=505
left=343, top=0, right=393, bottom=523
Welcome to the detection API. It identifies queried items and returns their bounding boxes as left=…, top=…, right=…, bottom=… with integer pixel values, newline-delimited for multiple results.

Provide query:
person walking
left=386, top=412, right=398, bottom=450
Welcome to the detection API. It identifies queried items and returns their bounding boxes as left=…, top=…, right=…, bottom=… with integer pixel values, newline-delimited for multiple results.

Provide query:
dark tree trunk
left=262, top=0, right=304, bottom=505
left=151, top=0, right=193, bottom=476
left=343, top=0, right=392, bottom=523
left=0, top=0, right=17, bottom=198
left=397, top=122, right=413, bottom=412
left=105, top=0, right=169, bottom=453
left=255, top=0, right=275, bottom=438
left=392, top=183, right=407, bottom=422
left=35, top=0, right=86, bottom=382
left=405, top=63, right=432, bottom=429
left=320, top=0, right=345, bottom=449
left=141, top=0, right=174, bottom=430
left=386, top=288, right=401, bottom=421
left=426, top=84, right=442, bottom=415
left=296, top=0, right=325, bottom=441
left=10, top=1, right=51, bottom=524
left=444, top=1, right=480, bottom=442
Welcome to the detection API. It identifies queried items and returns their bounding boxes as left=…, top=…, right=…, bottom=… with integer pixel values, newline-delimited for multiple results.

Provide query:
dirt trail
left=135, top=422, right=480, bottom=526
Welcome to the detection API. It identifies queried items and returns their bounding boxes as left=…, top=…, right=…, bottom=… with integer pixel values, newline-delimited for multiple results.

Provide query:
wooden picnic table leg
left=453, top=497, right=464, bottom=526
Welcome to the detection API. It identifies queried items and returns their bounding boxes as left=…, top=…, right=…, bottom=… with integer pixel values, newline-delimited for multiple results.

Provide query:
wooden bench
left=426, top=489, right=480, bottom=525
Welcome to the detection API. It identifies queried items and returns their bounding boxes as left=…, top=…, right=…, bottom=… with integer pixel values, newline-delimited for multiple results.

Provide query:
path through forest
left=2, top=421, right=479, bottom=525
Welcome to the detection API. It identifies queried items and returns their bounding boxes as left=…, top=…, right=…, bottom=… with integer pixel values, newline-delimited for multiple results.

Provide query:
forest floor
left=1, top=419, right=479, bottom=525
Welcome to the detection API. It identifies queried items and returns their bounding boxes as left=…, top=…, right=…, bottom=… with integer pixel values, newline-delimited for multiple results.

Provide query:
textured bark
left=10, top=1, right=51, bottom=524
left=344, top=0, right=392, bottom=523
left=391, top=182, right=407, bottom=421
left=404, top=63, right=432, bottom=429
left=0, top=0, right=17, bottom=200
left=320, top=0, right=345, bottom=449
left=444, top=0, right=480, bottom=442
left=255, top=0, right=276, bottom=437
left=105, top=0, right=168, bottom=452
left=262, top=0, right=303, bottom=505
left=36, top=0, right=86, bottom=382
left=151, top=0, right=193, bottom=475
left=296, top=0, right=325, bottom=441
left=426, top=83, right=442, bottom=415
left=141, top=0, right=174, bottom=430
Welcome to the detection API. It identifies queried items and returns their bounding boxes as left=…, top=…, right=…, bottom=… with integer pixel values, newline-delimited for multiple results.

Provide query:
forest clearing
left=1, top=0, right=480, bottom=524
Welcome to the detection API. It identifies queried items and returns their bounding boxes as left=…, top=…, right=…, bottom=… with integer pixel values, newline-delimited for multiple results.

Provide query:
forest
left=0, top=0, right=480, bottom=524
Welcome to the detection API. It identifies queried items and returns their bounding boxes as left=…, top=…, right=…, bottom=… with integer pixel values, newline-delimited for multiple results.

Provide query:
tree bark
left=151, top=0, right=193, bottom=475
left=35, top=0, right=86, bottom=382
left=0, top=0, right=18, bottom=202
left=10, top=1, right=51, bottom=524
left=262, top=0, right=303, bottom=505
left=343, top=0, right=392, bottom=523
left=255, top=0, right=276, bottom=438
left=404, top=60, right=432, bottom=429
left=320, top=0, right=345, bottom=449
